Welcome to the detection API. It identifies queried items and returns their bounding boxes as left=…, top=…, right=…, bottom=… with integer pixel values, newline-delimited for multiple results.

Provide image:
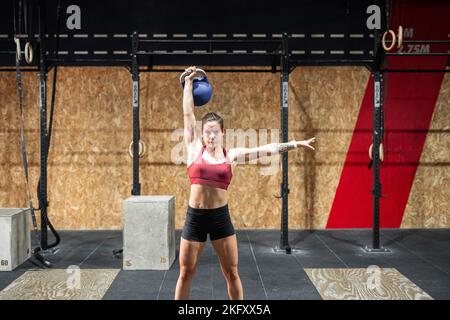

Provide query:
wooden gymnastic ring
left=397, top=26, right=403, bottom=48
left=382, top=30, right=396, bottom=51
left=24, top=42, right=33, bottom=64
left=369, top=143, right=384, bottom=161
left=128, top=140, right=146, bottom=158
left=14, top=37, right=21, bottom=62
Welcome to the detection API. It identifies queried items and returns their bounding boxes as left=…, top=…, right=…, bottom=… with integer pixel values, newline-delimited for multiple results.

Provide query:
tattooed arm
left=228, top=138, right=316, bottom=163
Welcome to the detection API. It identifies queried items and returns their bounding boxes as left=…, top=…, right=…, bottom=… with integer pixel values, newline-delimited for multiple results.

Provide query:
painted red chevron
left=326, top=1, right=449, bottom=228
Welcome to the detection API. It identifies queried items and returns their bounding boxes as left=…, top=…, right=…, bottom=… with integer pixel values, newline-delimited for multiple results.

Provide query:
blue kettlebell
left=180, top=68, right=213, bottom=107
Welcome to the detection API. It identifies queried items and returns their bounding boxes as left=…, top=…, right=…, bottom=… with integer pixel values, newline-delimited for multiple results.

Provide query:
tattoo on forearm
left=276, top=142, right=296, bottom=153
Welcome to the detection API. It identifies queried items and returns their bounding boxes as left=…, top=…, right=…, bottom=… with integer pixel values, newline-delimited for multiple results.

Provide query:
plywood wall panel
left=2, top=66, right=447, bottom=230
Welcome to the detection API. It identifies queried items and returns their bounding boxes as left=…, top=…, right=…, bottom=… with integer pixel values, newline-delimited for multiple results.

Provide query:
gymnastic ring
left=397, top=26, right=403, bottom=48
left=379, top=143, right=384, bottom=161
left=179, top=68, right=207, bottom=84
left=128, top=140, right=146, bottom=158
left=14, top=37, right=21, bottom=62
left=24, top=42, right=33, bottom=64
left=382, top=30, right=396, bottom=51
left=369, top=143, right=384, bottom=161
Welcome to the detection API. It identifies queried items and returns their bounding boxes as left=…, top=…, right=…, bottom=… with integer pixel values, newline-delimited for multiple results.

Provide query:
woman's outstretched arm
left=228, top=138, right=316, bottom=163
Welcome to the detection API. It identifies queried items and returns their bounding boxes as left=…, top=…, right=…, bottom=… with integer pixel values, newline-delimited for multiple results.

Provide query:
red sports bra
left=187, top=146, right=233, bottom=190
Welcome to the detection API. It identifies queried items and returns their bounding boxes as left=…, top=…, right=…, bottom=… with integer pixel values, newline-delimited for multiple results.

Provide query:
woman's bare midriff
left=189, top=184, right=228, bottom=209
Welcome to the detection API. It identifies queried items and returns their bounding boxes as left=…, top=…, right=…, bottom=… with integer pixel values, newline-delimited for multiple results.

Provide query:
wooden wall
left=1, top=67, right=448, bottom=229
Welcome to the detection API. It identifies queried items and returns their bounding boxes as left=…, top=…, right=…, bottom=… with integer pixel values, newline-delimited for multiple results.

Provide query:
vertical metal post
left=372, top=71, right=382, bottom=249
left=131, top=32, right=141, bottom=195
left=279, top=33, right=291, bottom=254
left=364, top=0, right=390, bottom=253
left=38, top=0, right=48, bottom=249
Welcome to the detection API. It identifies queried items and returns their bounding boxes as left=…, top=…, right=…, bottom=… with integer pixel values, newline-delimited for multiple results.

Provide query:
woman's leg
left=175, top=237, right=205, bottom=300
left=211, top=234, right=243, bottom=300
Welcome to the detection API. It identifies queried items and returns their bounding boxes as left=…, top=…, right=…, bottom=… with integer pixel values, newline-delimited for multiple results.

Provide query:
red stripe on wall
left=326, top=1, right=449, bottom=228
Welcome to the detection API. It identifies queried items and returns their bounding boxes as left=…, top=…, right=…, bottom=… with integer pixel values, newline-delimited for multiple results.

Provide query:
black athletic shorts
left=181, top=204, right=235, bottom=242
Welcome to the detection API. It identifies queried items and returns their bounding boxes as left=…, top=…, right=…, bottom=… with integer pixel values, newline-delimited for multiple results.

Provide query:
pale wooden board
left=3, top=67, right=449, bottom=229
left=402, top=73, right=450, bottom=228
left=0, top=66, right=370, bottom=230
left=0, top=269, right=119, bottom=300
left=305, top=268, right=433, bottom=300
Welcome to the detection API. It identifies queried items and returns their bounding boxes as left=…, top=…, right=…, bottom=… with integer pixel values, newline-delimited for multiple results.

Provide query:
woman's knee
left=179, top=265, right=197, bottom=281
left=222, top=265, right=240, bottom=281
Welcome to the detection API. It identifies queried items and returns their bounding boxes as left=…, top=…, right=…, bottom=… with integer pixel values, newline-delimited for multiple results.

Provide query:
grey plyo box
left=0, top=208, right=31, bottom=271
left=123, top=196, right=175, bottom=270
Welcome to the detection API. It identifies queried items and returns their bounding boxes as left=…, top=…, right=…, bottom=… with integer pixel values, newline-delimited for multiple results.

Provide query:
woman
left=175, top=66, right=316, bottom=300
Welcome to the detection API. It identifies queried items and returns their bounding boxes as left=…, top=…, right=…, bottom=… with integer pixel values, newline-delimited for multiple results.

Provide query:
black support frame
left=131, top=32, right=141, bottom=196
left=38, top=0, right=49, bottom=250
left=278, top=33, right=291, bottom=254
left=7, top=0, right=450, bottom=259
left=364, top=0, right=390, bottom=253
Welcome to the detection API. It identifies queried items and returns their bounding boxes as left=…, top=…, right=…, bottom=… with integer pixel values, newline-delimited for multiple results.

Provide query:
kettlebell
left=180, top=68, right=213, bottom=107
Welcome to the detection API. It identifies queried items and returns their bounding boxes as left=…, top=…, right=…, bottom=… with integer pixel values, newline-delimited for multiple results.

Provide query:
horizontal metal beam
left=48, top=58, right=131, bottom=66
left=290, top=59, right=373, bottom=66
left=138, top=68, right=278, bottom=73
left=136, top=51, right=281, bottom=56
left=382, top=68, right=450, bottom=73
left=385, top=40, right=450, bottom=44
left=138, top=39, right=282, bottom=43
left=386, top=52, right=450, bottom=56
left=0, top=68, right=39, bottom=72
